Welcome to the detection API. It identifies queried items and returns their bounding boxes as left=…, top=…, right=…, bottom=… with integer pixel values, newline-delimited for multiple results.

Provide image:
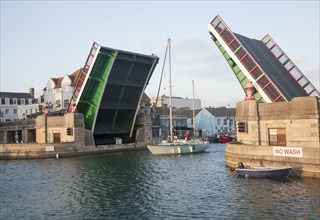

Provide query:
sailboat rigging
left=147, top=38, right=209, bottom=155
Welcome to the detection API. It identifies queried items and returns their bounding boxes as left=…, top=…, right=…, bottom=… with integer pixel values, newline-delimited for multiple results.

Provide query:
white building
left=153, top=106, right=190, bottom=139
left=150, top=95, right=201, bottom=109
left=0, top=88, right=39, bottom=122
left=43, top=69, right=80, bottom=111
left=1, top=69, right=81, bottom=122
left=18, top=102, right=42, bottom=120
left=195, top=107, right=236, bottom=136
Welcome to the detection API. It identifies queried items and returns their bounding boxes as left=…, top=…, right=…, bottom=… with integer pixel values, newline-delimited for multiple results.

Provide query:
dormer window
left=28, top=99, right=32, bottom=104
left=21, top=99, right=25, bottom=105
left=13, top=98, right=17, bottom=105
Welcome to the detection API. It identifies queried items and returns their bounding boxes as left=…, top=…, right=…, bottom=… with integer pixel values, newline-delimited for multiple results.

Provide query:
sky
left=1, top=1, right=319, bottom=108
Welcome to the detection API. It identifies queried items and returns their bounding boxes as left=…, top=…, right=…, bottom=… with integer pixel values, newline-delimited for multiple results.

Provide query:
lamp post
left=43, top=102, right=48, bottom=143
left=227, top=104, right=230, bottom=134
left=60, top=88, right=63, bottom=110
left=209, top=106, right=213, bottom=136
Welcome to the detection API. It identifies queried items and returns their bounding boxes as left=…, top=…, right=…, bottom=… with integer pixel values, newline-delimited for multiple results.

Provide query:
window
left=230, top=119, right=234, bottom=126
left=13, top=109, right=17, bottom=114
left=13, top=98, right=17, bottom=105
left=55, top=100, right=61, bottom=108
left=5, top=98, right=9, bottom=105
left=21, top=99, right=25, bottom=105
left=269, top=128, right=286, bottom=146
left=217, top=119, right=221, bottom=125
left=5, top=109, right=9, bottom=114
left=28, top=99, right=32, bottom=104
left=223, top=119, right=228, bottom=125
left=64, top=99, right=69, bottom=108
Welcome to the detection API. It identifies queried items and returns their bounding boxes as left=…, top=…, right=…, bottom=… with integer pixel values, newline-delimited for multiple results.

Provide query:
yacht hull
left=147, top=143, right=209, bottom=155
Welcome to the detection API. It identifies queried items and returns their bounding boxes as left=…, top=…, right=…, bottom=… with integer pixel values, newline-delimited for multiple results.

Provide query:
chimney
left=29, top=87, right=35, bottom=98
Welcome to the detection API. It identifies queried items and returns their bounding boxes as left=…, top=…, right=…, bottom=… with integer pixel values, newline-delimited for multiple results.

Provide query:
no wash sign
left=273, top=147, right=303, bottom=157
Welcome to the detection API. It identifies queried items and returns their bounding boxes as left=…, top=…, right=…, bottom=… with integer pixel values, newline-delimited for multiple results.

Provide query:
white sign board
left=46, top=146, right=55, bottom=152
left=273, top=147, right=303, bottom=157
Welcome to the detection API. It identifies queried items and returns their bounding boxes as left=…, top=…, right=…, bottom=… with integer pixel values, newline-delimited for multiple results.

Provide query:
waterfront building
left=0, top=88, right=39, bottom=122
left=150, top=95, right=201, bottom=109
left=195, top=107, right=236, bottom=136
left=153, top=106, right=190, bottom=139
left=17, top=101, right=42, bottom=120
left=151, top=105, right=237, bottom=140
left=43, top=69, right=81, bottom=111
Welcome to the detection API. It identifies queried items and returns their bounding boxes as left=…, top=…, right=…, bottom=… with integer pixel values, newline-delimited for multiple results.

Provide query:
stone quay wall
left=0, top=113, right=148, bottom=159
left=225, top=143, right=319, bottom=178
left=0, top=142, right=147, bottom=159
left=227, top=97, right=320, bottom=178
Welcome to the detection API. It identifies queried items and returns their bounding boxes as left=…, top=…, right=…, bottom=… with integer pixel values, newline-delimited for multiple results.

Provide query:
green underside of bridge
left=76, top=46, right=158, bottom=143
left=77, top=48, right=116, bottom=131
left=210, top=34, right=265, bottom=102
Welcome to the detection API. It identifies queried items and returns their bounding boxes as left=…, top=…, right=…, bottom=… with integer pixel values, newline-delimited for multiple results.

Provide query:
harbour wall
left=226, top=96, right=320, bottom=178
left=0, top=142, right=147, bottom=159
left=225, top=143, right=319, bottom=178
left=0, top=112, right=149, bottom=159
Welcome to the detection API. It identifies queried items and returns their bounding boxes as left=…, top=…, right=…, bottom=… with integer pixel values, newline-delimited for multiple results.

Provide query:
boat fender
left=238, top=162, right=245, bottom=169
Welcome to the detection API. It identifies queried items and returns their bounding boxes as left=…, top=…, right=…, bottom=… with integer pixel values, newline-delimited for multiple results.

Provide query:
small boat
left=235, top=162, right=292, bottom=178
left=206, top=135, right=235, bottom=143
left=207, top=136, right=220, bottom=143
left=219, top=135, right=235, bottom=143
left=147, top=140, right=209, bottom=155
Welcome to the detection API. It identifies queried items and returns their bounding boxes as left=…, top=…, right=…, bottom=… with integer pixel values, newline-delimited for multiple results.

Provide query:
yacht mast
left=168, top=38, right=173, bottom=141
left=192, top=80, right=196, bottom=135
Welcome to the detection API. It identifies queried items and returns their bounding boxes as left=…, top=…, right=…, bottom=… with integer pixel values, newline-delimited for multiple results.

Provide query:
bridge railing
left=261, top=34, right=320, bottom=97
left=66, top=42, right=100, bottom=113
left=209, top=15, right=286, bottom=102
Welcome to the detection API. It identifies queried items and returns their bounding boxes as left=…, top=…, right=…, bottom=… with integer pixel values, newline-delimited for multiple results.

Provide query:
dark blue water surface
left=1, top=144, right=319, bottom=219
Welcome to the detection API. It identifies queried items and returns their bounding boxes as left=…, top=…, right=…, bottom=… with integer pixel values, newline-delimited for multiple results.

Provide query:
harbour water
left=1, top=144, right=319, bottom=219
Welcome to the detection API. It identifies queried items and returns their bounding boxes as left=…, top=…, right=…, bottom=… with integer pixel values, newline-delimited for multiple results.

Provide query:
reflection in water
left=1, top=145, right=319, bottom=219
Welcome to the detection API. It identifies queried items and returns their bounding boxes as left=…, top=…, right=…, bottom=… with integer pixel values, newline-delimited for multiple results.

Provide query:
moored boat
left=206, top=135, right=235, bottom=143
left=219, top=135, right=235, bottom=143
left=147, top=140, right=209, bottom=155
left=206, top=136, right=220, bottom=143
left=147, top=38, right=209, bottom=156
left=235, top=162, right=292, bottom=178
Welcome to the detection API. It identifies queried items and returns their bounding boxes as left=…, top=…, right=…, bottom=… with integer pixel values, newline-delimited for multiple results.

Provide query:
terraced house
left=0, top=88, right=40, bottom=122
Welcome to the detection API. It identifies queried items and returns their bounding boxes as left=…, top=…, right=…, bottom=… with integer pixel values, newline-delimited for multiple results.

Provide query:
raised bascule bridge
left=208, top=15, right=320, bottom=103
left=66, top=42, right=159, bottom=145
